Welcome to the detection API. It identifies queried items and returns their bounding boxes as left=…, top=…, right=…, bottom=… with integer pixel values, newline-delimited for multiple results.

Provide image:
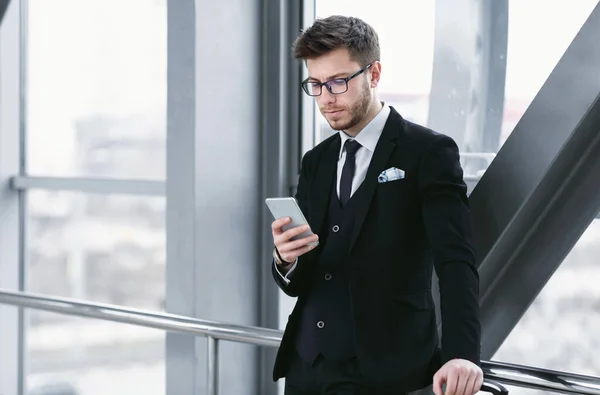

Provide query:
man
left=270, top=15, right=482, bottom=395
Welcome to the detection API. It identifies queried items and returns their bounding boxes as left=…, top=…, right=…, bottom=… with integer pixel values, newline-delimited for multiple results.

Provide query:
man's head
left=292, top=16, right=382, bottom=133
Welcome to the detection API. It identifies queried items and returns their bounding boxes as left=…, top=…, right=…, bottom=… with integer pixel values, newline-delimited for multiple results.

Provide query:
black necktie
left=340, top=139, right=362, bottom=206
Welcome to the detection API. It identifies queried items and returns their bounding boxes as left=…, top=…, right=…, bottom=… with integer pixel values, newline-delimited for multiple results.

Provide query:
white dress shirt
left=276, top=103, right=391, bottom=283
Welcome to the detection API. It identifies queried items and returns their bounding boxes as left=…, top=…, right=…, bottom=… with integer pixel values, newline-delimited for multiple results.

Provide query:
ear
left=369, top=61, right=382, bottom=88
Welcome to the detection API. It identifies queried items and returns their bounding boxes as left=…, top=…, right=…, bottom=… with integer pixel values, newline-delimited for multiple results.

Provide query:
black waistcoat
left=295, top=181, right=365, bottom=364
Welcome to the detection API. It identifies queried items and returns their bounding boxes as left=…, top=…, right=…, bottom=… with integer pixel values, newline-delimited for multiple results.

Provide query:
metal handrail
left=1, top=289, right=599, bottom=395
left=482, top=361, right=600, bottom=395
left=0, top=289, right=281, bottom=347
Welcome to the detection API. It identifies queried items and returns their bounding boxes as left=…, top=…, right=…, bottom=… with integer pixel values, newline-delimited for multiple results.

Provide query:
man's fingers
left=296, top=243, right=317, bottom=255
left=271, top=217, right=291, bottom=235
left=432, top=372, right=444, bottom=395
left=472, top=374, right=483, bottom=395
left=435, top=360, right=482, bottom=395
left=282, top=224, right=312, bottom=241
left=274, top=224, right=313, bottom=251
left=445, top=370, right=458, bottom=395
left=278, top=242, right=317, bottom=263
left=278, top=235, right=319, bottom=255
left=278, top=234, right=319, bottom=252
left=463, top=374, right=476, bottom=395
left=454, top=370, right=468, bottom=395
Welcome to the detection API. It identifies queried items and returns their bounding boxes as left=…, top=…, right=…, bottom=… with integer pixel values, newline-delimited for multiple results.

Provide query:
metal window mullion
left=10, top=175, right=165, bottom=196
left=0, top=1, right=25, bottom=394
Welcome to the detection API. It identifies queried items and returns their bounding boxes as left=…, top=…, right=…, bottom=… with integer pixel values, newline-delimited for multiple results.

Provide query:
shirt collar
left=339, top=103, right=390, bottom=159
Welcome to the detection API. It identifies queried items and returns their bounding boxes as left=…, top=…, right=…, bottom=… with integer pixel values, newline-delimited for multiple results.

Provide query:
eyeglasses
left=301, top=63, right=372, bottom=97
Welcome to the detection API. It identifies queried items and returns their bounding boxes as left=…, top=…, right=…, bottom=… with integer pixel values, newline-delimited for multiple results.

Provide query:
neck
left=345, top=100, right=383, bottom=137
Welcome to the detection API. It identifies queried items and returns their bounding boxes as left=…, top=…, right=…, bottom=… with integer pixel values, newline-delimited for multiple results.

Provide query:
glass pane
left=500, top=0, right=598, bottom=147
left=27, top=189, right=165, bottom=315
left=313, top=0, right=435, bottom=143
left=25, top=0, right=166, bottom=180
left=27, top=190, right=166, bottom=394
left=28, top=313, right=164, bottom=395
left=306, top=1, right=597, bottom=181
left=494, top=219, right=600, bottom=376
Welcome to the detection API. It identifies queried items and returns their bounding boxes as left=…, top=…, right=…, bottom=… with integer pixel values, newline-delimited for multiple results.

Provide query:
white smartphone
left=265, top=197, right=319, bottom=247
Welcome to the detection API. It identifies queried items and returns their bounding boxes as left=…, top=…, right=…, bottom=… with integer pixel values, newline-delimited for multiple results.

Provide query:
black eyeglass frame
left=301, top=63, right=373, bottom=97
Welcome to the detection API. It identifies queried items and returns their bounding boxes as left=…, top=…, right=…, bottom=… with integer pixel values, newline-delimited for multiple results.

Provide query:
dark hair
left=292, top=15, right=380, bottom=67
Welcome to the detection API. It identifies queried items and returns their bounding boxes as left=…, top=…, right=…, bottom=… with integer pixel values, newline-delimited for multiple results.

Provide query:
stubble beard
left=326, top=82, right=372, bottom=131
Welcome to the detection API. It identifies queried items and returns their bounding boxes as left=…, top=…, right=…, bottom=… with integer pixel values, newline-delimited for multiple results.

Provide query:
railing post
left=207, top=335, right=219, bottom=395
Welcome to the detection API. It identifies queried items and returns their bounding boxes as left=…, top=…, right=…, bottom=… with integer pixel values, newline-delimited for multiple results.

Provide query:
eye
left=329, top=79, right=346, bottom=86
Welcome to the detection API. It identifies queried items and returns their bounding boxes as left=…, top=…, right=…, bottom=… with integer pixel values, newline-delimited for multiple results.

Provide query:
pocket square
left=378, top=167, right=405, bottom=183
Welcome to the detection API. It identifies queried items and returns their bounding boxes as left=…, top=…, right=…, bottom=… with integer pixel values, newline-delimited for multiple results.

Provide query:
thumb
left=433, top=371, right=445, bottom=395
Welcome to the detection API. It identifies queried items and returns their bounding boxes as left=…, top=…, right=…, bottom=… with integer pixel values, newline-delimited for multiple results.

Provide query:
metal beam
left=10, top=176, right=165, bottom=196
left=467, top=0, right=509, bottom=154
left=427, top=0, right=508, bottom=156
left=259, top=1, right=309, bottom=394
left=166, top=0, right=265, bottom=394
left=469, top=2, right=600, bottom=359
left=0, top=1, right=24, bottom=393
left=0, top=0, right=10, bottom=27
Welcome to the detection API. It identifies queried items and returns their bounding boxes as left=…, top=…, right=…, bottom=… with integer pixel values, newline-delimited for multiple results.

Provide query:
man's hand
left=272, top=217, right=319, bottom=263
left=433, top=359, right=483, bottom=395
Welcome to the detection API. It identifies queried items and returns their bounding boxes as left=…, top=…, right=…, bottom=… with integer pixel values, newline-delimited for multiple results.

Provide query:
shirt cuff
left=273, top=252, right=298, bottom=285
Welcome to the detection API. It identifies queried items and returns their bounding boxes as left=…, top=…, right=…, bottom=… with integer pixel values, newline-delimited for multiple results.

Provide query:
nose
left=318, top=88, right=336, bottom=106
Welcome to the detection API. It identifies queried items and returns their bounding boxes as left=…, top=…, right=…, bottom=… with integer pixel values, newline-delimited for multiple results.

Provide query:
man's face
left=306, top=48, right=373, bottom=131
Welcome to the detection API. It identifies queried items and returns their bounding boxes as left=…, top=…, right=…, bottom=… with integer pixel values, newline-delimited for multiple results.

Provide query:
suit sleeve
left=270, top=150, right=314, bottom=298
left=418, top=135, right=481, bottom=366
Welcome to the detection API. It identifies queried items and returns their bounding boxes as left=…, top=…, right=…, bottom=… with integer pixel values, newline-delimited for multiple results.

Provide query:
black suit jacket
left=272, top=107, right=480, bottom=391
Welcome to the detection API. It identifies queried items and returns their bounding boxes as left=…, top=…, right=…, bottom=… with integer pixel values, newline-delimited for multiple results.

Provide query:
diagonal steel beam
left=0, top=0, right=9, bottom=26
left=469, top=2, right=600, bottom=359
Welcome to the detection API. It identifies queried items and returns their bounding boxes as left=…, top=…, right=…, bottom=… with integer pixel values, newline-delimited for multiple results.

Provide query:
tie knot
left=344, top=139, right=361, bottom=156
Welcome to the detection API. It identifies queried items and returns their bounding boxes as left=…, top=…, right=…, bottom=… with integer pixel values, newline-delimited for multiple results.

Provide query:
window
left=304, top=0, right=597, bottom=182
left=500, top=0, right=598, bottom=146
left=494, top=219, right=600, bottom=378
left=490, top=0, right=600, bottom=380
left=26, top=0, right=166, bottom=180
left=313, top=0, right=435, bottom=144
left=23, top=1, right=167, bottom=393
left=28, top=316, right=164, bottom=395
left=27, top=191, right=166, bottom=394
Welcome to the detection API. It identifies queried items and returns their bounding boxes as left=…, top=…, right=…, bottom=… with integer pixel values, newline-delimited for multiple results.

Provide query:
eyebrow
left=307, top=71, right=352, bottom=82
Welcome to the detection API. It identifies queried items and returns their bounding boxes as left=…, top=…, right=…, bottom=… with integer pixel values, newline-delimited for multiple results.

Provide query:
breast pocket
left=377, top=178, right=407, bottom=191
left=374, top=176, right=417, bottom=211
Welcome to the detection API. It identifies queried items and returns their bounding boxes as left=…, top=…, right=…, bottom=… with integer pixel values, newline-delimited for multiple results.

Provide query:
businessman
left=271, top=15, right=482, bottom=395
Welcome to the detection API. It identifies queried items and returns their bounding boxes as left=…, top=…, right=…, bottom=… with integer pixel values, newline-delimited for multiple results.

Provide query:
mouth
left=324, top=109, right=344, bottom=117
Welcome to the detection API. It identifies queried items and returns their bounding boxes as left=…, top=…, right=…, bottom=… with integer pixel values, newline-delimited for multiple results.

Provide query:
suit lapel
left=309, top=136, right=340, bottom=236
left=348, top=108, right=403, bottom=252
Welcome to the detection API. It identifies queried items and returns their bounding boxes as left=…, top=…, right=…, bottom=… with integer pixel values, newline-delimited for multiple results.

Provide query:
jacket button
left=324, top=273, right=332, bottom=281
left=332, top=225, right=339, bottom=232
left=317, top=321, right=325, bottom=329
